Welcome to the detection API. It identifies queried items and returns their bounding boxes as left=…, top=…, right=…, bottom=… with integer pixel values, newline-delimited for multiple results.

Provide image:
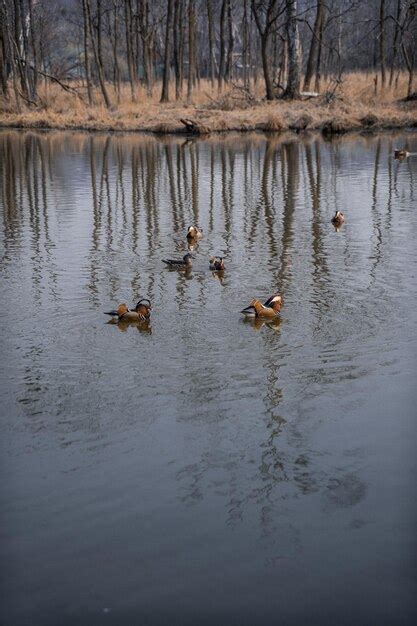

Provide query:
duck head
left=210, top=256, right=225, bottom=270
left=332, top=211, right=345, bottom=224
left=187, top=226, right=202, bottom=239
left=268, top=294, right=283, bottom=312
left=135, top=298, right=152, bottom=311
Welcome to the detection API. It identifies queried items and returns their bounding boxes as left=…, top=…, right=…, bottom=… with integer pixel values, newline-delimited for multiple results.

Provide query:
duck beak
left=104, top=310, right=118, bottom=316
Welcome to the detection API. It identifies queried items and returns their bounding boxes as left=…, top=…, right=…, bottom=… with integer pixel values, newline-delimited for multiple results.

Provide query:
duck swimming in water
left=209, top=256, right=225, bottom=271
left=394, top=149, right=410, bottom=159
left=186, top=226, right=203, bottom=240
left=162, top=253, right=194, bottom=268
left=331, top=211, right=345, bottom=226
left=104, top=298, right=152, bottom=322
left=241, top=294, right=283, bottom=319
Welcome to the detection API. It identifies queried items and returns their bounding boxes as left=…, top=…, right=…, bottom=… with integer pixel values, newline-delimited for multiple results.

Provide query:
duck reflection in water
left=187, top=239, right=199, bottom=252
left=242, top=316, right=282, bottom=331
left=110, top=319, right=152, bottom=334
left=211, top=269, right=225, bottom=285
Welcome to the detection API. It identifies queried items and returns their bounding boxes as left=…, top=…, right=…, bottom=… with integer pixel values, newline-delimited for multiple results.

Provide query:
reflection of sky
left=0, top=130, right=417, bottom=625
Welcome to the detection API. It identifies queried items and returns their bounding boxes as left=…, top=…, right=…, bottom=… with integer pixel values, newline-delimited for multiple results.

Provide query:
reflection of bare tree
left=1, top=135, right=21, bottom=266
left=165, top=143, right=181, bottom=232
left=278, top=141, right=298, bottom=291
left=260, top=140, right=279, bottom=261
left=220, top=144, right=235, bottom=252
left=36, top=136, right=58, bottom=300
left=305, top=140, right=333, bottom=325
left=209, top=144, right=215, bottom=231
left=87, top=137, right=101, bottom=304
left=248, top=139, right=277, bottom=259
left=101, top=137, right=113, bottom=252
left=189, top=142, right=199, bottom=226
left=116, top=143, right=128, bottom=248
left=386, top=138, right=393, bottom=232
left=369, top=138, right=383, bottom=286
left=131, top=145, right=140, bottom=252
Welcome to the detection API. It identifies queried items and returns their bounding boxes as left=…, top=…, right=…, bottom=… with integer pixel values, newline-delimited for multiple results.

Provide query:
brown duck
left=105, top=298, right=152, bottom=322
left=241, top=294, right=283, bottom=319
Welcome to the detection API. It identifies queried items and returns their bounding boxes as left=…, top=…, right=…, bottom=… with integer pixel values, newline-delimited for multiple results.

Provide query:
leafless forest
left=0, top=1, right=416, bottom=129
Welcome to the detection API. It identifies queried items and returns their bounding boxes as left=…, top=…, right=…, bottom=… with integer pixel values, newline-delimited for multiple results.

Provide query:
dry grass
left=1, top=73, right=416, bottom=134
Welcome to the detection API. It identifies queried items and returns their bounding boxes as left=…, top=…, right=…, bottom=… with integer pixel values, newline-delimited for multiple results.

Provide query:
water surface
left=1, top=129, right=417, bottom=625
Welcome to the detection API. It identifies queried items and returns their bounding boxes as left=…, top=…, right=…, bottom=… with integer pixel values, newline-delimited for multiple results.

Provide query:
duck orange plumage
left=241, top=294, right=283, bottom=319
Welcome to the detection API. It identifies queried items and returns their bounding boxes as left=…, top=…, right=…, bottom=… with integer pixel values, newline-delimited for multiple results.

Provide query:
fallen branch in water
left=179, top=118, right=210, bottom=135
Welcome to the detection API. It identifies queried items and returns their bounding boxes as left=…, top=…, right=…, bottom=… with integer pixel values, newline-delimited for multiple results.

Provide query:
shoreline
left=0, top=119, right=415, bottom=137
left=1, top=98, right=415, bottom=137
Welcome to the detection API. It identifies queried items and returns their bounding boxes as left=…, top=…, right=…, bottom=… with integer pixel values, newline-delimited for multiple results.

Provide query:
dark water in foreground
left=0, top=129, right=416, bottom=625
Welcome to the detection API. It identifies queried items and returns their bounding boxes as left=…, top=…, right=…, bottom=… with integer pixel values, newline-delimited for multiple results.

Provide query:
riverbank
left=1, top=74, right=416, bottom=135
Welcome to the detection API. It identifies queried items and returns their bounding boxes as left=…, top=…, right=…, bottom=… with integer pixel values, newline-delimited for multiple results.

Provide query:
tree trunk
left=304, top=0, right=325, bottom=91
left=314, top=13, right=324, bottom=93
left=283, top=0, right=300, bottom=99
left=85, top=0, right=111, bottom=108
left=0, top=3, right=10, bottom=98
left=187, top=0, right=196, bottom=101
left=402, top=42, right=415, bottom=98
left=225, top=0, right=233, bottom=83
left=242, top=0, right=249, bottom=88
left=138, top=0, right=152, bottom=96
left=112, top=0, right=120, bottom=102
left=97, top=0, right=104, bottom=80
left=251, top=0, right=278, bottom=101
left=160, top=0, right=173, bottom=102
left=13, top=0, right=31, bottom=100
left=379, top=0, right=386, bottom=89
left=261, top=34, right=274, bottom=100
left=81, top=0, right=93, bottom=105
left=173, top=0, right=182, bottom=99
left=28, top=0, right=38, bottom=91
left=207, top=0, right=215, bottom=87
left=218, top=0, right=227, bottom=91
left=124, top=0, right=137, bottom=101
left=389, top=0, right=401, bottom=87
left=178, top=0, right=184, bottom=95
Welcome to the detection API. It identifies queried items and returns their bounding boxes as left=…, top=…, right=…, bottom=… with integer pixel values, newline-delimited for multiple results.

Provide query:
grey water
left=0, top=129, right=416, bottom=626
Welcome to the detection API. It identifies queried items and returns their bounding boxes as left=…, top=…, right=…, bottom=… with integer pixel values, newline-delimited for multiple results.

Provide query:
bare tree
left=252, top=0, right=282, bottom=101
left=187, top=0, right=196, bottom=101
left=173, top=0, right=184, bottom=99
left=81, top=0, right=93, bottom=105
left=218, top=0, right=227, bottom=91
left=161, top=0, right=174, bottom=102
left=283, top=0, right=300, bottom=99
left=85, top=0, right=111, bottom=107
left=304, top=0, right=326, bottom=91
left=380, top=0, right=386, bottom=88
left=124, top=0, right=137, bottom=101
left=207, top=0, right=216, bottom=87
left=389, top=0, right=401, bottom=87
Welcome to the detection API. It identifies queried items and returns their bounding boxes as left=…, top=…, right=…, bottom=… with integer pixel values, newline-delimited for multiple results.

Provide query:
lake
left=0, top=129, right=416, bottom=625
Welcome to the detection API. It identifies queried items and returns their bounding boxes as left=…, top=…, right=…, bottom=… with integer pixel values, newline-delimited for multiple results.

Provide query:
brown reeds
left=0, top=73, right=415, bottom=135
